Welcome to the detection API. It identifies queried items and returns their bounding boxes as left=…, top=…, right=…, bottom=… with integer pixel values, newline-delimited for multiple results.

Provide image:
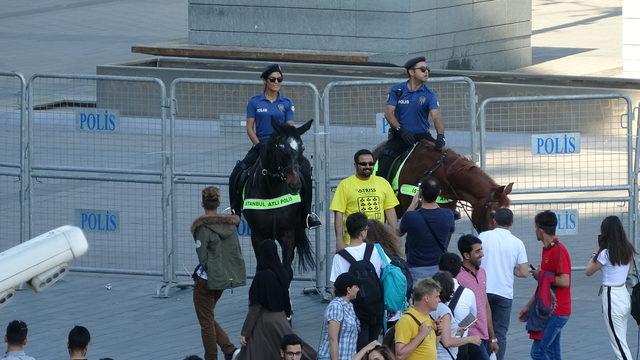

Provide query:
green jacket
left=191, top=214, right=246, bottom=290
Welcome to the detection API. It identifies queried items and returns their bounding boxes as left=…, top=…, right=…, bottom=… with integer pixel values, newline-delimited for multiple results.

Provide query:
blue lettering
left=107, top=114, right=116, bottom=131
left=544, top=138, right=555, bottom=154
left=80, top=113, right=88, bottom=129
left=536, top=138, right=544, bottom=154
left=88, top=114, right=97, bottom=130
left=568, top=136, right=576, bottom=153
left=568, top=214, right=576, bottom=229
left=96, top=214, right=106, bottom=231
left=78, top=210, right=119, bottom=232
left=78, top=110, right=118, bottom=131
left=80, top=213, right=90, bottom=228
left=107, top=211, right=118, bottom=230
left=88, top=214, right=98, bottom=230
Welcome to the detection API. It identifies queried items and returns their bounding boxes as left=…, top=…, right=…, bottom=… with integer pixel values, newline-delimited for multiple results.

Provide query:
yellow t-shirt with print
left=329, top=175, right=399, bottom=244
left=394, top=307, right=437, bottom=360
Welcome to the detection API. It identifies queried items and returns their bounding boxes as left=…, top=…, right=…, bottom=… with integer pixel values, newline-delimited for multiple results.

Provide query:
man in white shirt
left=479, top=208, right=528, bottom=360
left=330, top=212, right=389, bottom=351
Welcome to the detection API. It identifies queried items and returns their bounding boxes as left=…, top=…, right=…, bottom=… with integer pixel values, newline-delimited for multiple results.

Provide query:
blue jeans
left=530, top=315, right=569, bottom=360
left=488, top=293, right=512, bottom=360
left=408, top=265, right=438, bottom=285
left=467, top=340, right=491, bottom=360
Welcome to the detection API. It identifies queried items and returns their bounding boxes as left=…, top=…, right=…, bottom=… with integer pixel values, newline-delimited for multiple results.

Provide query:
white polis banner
left=530, top=133, right=581, bottom=155
left=554, top=209, right=578, bottom=235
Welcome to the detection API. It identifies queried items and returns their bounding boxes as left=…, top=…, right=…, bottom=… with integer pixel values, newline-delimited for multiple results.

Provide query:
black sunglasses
left=267, top=77, right=283, bottom=83
left=357, top=162, right=375, bottom=167
left=412, top=66, right=431, bottom=73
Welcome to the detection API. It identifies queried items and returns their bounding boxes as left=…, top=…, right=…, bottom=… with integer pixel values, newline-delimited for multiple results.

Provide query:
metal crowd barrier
left=478, top=94, right=635, bottom=268
left=26, top=74, right=169, bottom=279
left=0, top=72, right=26, bottom=253
left=160, top=78, right=323, bottom=297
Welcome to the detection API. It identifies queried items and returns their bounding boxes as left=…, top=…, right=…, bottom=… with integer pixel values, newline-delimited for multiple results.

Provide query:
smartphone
left=529, top=264, right=536, bottom=271
left=458, top=313, right=477, bottom=330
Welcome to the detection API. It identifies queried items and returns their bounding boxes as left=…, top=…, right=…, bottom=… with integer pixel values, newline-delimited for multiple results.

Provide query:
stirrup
left=306, top=213, right=322, bottom=230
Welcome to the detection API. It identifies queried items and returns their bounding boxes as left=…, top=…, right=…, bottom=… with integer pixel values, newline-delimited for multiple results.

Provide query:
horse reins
left=420, top=149, right=485, bottom=233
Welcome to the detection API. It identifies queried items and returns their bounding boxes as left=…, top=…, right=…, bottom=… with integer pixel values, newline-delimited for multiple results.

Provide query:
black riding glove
left=435, top=133, right=446, bottom=150
left=397, top=127, right=415, bottom=145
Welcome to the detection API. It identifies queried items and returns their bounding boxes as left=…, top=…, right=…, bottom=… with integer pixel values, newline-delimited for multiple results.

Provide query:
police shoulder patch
left=291, top=105, right=295, bottom=112
left=195, top=240, right=202, bottom=248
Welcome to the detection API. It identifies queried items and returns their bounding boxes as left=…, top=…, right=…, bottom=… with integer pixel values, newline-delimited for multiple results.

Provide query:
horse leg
left=279, top=232, right=296, bottom=281
left=250, top=231, right=265, bottom=264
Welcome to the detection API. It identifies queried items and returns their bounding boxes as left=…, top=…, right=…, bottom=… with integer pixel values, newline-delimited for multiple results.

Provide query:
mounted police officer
left=377, top=56, right=446, bottom=179
left=229, top=63, right=321, bottom=229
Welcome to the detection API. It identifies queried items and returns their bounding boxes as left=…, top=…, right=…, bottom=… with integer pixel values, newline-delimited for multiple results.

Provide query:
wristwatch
left=490, top=338, right=498, bottom=344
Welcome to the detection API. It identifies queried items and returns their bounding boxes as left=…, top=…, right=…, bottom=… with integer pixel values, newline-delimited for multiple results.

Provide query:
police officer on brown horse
left=377, top=56, right=446, bottom=179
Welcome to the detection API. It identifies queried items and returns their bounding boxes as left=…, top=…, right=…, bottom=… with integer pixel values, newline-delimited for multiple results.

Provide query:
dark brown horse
left=374, top=140, right=513, bottom=232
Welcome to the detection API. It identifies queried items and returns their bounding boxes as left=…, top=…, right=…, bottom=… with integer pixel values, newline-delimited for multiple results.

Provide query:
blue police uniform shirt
left=386, top=81, right=440, bottom=134
left=246, top=93, right=295, bottom=142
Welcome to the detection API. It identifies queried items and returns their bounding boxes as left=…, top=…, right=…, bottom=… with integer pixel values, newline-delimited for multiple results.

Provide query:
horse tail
left=294, top=226, right=316, bottom=272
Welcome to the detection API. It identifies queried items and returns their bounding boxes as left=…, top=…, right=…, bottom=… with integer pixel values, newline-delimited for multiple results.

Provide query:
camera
left=0, top=225, right=88, bottom=308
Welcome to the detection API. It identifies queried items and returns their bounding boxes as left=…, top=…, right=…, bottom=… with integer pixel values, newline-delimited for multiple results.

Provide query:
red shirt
left=540, top=240, right=572, bottom=316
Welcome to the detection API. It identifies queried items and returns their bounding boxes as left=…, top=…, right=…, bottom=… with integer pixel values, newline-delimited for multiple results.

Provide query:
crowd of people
left=5, top=58, right=637, bottom=360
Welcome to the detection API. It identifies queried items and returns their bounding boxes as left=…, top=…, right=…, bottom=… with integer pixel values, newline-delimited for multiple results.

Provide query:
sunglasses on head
left=267, top=77, right=283, bottom=83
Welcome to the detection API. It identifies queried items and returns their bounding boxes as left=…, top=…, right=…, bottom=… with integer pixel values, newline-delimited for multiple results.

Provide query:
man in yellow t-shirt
left=330, top=149, right=399, bottom=250
left=394, top=278, right=441, bottom=360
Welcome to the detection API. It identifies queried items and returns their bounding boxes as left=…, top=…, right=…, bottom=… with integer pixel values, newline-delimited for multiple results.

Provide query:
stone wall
left=188, top=0, right=532, bottom=70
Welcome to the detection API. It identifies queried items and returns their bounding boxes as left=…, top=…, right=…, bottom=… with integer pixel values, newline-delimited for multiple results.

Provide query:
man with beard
left=456, top=235, right=498, bottom=360
left=377, top=56, right=445, bottom=179
left=330, top=149, right=399, bottom=251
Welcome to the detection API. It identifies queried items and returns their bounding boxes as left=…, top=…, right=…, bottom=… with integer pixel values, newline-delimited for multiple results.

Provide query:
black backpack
left=339, top=243, right=384, bottom=325
left=389, top=254, right=413, bottom=301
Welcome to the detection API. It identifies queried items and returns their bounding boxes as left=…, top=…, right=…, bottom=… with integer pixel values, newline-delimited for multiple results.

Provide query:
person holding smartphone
left=585, top=215, right=636, bottom=360
left=432, top=271, right=482, bottom=359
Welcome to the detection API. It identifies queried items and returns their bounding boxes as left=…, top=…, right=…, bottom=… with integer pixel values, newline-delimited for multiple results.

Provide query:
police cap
left=404, top=56, right=426, bottom=70
left=260, top=64, right=283, bottom=79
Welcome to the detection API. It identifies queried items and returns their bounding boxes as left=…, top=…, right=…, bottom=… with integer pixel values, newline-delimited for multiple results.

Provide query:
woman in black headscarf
left=237, top=240, right=316, bottom=360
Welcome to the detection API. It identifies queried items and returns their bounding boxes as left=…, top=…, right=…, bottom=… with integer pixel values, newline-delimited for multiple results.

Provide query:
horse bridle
left=420, top=150, right=496, bottom=233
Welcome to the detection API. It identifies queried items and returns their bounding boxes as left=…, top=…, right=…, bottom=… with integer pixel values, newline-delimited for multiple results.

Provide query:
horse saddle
left=375, top=146, right=455, bottom=207
left=375, top=148, right=412, bottom=187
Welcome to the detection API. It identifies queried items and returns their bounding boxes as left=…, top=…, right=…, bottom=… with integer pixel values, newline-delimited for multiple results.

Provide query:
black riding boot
left=300, top=159, right=321, bottom=229
left=229, top=160, right=248, bottom=215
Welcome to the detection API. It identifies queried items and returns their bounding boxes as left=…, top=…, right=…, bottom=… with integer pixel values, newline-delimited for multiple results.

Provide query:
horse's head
left=264, top=117, right=313, bottom=194
left=472, top=182, right=514, bottom=232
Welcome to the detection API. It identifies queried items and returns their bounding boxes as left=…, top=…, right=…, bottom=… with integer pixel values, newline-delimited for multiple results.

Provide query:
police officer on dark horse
left=377, top=56, right=446, bottom=180
left=229, top=63, right=321, bottom=230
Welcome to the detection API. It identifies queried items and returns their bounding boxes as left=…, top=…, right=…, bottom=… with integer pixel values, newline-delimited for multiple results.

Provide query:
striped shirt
left=317, top=297, right=360, bottom=360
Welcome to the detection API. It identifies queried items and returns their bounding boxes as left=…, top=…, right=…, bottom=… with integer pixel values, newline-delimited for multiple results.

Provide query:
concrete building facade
left=188, top=0, right=532, bottom=70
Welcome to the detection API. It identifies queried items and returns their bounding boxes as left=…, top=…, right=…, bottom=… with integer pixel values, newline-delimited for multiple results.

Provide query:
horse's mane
left=415, top=140, right=499, bottom=188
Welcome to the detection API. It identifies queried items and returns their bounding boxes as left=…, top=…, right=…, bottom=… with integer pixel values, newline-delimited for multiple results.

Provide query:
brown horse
left=374, top=140, right=513, bottom=232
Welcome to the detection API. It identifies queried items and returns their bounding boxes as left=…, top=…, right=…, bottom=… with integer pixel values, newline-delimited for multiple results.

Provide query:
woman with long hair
left=366, top=219, right=401, bottom=257
left=586, top=215, right=637, bottom=360
left=365, top=219, right=411, bottom=328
